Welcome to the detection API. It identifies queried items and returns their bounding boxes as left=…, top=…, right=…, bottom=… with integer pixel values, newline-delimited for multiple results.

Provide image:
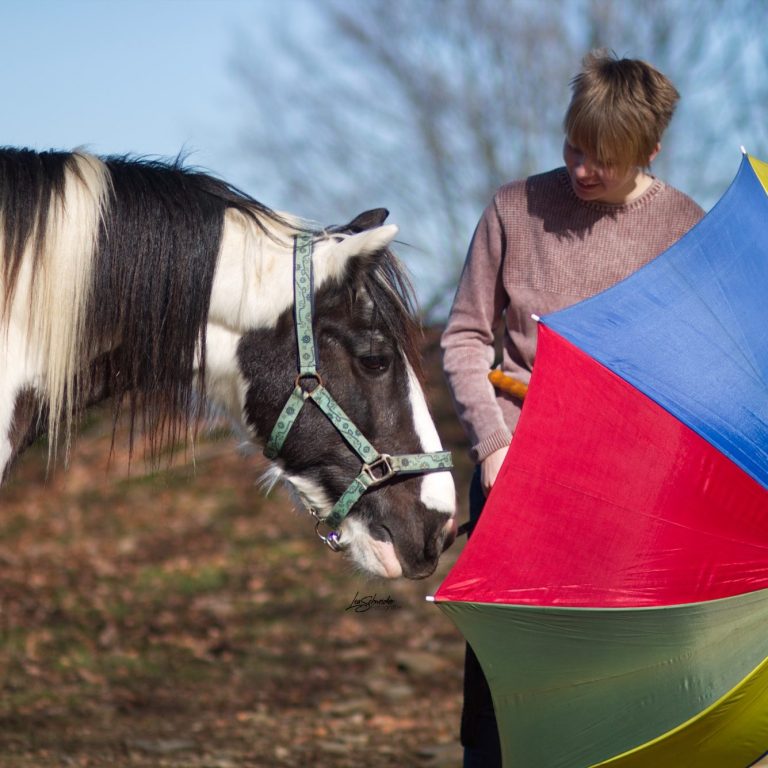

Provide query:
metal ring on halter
left=315, top=519, right=344, bottom=551
left=295, top=371, right=324, bottom=392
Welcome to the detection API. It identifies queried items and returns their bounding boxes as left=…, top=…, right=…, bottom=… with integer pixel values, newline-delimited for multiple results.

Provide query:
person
left=441, top=50, right=705, bottom=768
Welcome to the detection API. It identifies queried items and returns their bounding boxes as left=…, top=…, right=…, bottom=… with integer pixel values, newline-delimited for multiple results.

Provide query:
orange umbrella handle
left=488, top=369, right=528, bottom=399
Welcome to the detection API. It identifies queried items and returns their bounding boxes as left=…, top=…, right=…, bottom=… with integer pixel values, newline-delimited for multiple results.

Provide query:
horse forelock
left=356, top=246, right=424, bottom=381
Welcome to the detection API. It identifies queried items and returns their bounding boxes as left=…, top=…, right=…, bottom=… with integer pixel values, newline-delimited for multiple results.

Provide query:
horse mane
left=0, top=147, right=293, bottom=465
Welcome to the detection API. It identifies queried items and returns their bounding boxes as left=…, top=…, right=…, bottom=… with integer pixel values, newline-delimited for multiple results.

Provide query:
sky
left=2, top=0, right=287, bottom=195
left=3, top=0, right=765, bottom=307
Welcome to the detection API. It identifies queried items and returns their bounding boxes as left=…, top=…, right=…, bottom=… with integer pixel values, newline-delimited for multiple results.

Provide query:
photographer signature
left=345, top=592, right=400, bottom=612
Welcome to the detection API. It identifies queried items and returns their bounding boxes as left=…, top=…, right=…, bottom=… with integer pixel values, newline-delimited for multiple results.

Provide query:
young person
left=441, top=50, right=705, bottom=768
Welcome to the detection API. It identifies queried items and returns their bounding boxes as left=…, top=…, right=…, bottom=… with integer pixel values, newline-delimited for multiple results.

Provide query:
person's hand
left=480, top=446, right=509, bottom=495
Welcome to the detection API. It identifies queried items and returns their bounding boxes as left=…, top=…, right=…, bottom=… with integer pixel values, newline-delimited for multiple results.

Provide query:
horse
left=0, top=147, right=456, bottom=580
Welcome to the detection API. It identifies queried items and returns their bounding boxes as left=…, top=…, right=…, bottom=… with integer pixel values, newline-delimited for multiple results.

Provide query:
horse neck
left=207, top=211, right=290, bottom=332
left=207, top=214, right=350, bottom=334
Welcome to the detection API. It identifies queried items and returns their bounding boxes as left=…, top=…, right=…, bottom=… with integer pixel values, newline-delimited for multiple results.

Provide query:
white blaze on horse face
left=405, top=362, right=456, bottom=516
left=208, top=218, right=399, bottom=332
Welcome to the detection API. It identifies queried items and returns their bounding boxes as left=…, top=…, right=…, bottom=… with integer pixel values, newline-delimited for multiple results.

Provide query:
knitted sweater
left=441, top=166, right=704, bottom=462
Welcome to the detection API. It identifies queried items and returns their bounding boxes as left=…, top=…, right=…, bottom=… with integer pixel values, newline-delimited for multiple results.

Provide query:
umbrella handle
left=488, top=370, right=528, bottom=399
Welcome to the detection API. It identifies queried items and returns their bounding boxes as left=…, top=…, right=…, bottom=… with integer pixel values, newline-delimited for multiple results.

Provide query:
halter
left=264, top=234, right=453, bottom=551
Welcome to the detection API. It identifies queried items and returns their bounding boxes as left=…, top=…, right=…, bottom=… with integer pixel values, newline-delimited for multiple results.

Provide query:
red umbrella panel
left=434, top=153, right=768, bottom=768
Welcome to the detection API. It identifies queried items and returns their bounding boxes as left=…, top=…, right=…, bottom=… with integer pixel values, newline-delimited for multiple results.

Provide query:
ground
left=0, top=337, right=473, bottom=768
left=4, top=348, right=768, bottom=768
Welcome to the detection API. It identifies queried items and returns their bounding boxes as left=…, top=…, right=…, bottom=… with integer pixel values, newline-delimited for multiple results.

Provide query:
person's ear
left=648, top=142, right=661, bottom=165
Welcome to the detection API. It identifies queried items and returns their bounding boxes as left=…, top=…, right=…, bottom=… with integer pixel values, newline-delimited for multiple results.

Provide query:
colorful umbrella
left=433, top=152, right=768, bottom=767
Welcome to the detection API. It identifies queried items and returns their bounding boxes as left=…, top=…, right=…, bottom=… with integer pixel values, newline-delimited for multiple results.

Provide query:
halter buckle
left=361, top=454, right=395, bottom=487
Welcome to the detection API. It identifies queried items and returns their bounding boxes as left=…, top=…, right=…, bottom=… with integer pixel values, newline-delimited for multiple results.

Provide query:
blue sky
left=4, top=0, right=764, bottom=301
left=5, top=1, right=756, bottom=212
left=2, top=0, right=285, bottom=194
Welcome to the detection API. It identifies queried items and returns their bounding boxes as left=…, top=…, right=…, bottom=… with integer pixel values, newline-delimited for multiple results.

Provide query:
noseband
left=264, top=234, right=452, bottom=551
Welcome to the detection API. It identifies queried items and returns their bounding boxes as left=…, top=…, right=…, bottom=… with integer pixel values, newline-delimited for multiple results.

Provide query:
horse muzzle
left=441, top=516, right=458, bottom=552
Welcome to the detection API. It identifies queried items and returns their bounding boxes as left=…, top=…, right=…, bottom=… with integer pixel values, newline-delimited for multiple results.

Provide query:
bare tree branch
left=231, top=0, right=768, bottom=319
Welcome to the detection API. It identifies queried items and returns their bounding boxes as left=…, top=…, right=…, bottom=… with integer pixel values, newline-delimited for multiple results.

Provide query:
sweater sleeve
left=441, top=197, right=512, bottom=462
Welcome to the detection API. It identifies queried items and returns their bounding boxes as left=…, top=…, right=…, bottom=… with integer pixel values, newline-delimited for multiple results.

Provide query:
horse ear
left=333, top=224, right=398, bottom=261
left=315, top=223, right=398, bottom=286
left=338, top=208, right=390, bottom=233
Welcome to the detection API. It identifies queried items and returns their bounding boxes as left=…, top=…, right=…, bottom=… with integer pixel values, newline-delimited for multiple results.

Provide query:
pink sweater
left=441, top=167, right=704, bottom=462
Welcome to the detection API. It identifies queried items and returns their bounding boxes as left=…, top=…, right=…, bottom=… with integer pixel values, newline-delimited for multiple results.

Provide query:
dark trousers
left=461, top=467, right=503, bottom=768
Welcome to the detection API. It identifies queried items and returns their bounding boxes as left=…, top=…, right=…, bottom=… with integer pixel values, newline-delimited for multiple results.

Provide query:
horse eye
left=359, top=354, right=391, bottom=373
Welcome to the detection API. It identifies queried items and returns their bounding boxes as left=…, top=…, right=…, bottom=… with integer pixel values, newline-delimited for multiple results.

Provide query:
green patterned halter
left=264, top=234, right=453, bottom=550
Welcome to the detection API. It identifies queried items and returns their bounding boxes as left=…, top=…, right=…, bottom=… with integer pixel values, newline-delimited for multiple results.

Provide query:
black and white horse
left=0, top=148, right=456, bottom=579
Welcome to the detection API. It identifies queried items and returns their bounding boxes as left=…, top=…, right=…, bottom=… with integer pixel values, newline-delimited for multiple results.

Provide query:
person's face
left=563, top=139, right=648, bottom=205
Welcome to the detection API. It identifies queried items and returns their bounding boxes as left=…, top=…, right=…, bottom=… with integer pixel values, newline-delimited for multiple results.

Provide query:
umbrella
left=433, top=152, right=768, bottom=767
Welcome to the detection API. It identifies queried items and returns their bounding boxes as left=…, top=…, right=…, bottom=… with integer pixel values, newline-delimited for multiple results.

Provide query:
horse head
left=235, top=211, right=457, bottom=579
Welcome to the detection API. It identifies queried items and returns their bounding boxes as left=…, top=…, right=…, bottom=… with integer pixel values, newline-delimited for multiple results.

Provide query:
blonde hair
left=563, top=50, right=679, bottom=171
